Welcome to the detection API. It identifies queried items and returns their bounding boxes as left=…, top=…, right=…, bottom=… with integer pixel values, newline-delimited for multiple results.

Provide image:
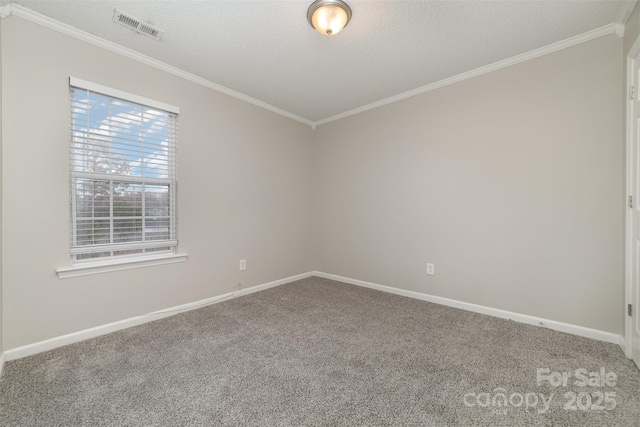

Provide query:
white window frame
left=57, top=78, right=187, bottom=278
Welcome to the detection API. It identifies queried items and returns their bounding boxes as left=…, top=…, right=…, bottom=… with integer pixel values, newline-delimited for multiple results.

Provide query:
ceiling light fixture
left=307, top=0, right=352, bottom=36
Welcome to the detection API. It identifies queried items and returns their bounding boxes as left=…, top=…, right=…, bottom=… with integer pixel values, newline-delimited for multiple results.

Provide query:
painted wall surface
left=1, top=17, right=314, bottom=349
left=0, top=15, right=3, bottom=356
left=0, top=14, right=627, bottom=351
left=623, top=3, right=640, bottom=345
left=624, top=3, right=640, bottom=57
left=313, top=35, right=624, bottom=334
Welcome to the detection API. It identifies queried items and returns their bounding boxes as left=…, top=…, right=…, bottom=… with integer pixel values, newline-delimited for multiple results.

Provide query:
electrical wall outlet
left=427, top=263, right=435, bottom=275
left=239, top=259, right=246, bottom=271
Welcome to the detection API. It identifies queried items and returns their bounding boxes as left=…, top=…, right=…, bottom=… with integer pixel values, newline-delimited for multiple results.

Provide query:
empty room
left=0, top=0, right=639, bottom=426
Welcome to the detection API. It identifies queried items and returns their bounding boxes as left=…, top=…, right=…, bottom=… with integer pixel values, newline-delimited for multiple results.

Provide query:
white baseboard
left=5, top=271, right=312, bottom=361
left=5, top=270, right=624, bottom=362
left=313, top=271, right=623, bottom=346
left=618, top=335, right=627, bottom=356
left=0, top=352, right=5, bottom=378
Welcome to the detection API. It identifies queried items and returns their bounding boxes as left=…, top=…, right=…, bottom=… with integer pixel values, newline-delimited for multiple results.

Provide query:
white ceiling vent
left=112, top=9, right=164, bottom=41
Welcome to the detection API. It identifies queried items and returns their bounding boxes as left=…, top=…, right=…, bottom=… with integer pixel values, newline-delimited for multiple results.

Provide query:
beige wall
left=623, top=3, right=640, bottom=348
left=0, top=15, right=3, bottom=356
left=1, top=17, right=314, bottom=350
left=624, top=3, right=640, bottom=58
left=0, top=15, right=627, bottom=351
left=313, top=35, right=624, bottom=334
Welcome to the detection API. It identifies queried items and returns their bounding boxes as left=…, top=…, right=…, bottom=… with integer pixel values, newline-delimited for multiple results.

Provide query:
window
left=69, top=78, right=179, bottom=264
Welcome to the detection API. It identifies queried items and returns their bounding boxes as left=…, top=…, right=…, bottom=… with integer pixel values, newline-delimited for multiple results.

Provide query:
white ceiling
left=10, top=1, right=631, bottom=124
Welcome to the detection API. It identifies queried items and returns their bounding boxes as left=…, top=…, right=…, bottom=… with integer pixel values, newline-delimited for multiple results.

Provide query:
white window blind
left=69, top=78, right=179, bottom=263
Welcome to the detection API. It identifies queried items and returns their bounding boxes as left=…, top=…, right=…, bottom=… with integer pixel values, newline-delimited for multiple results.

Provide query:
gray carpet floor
left=0, top=276, right=639, bottom=426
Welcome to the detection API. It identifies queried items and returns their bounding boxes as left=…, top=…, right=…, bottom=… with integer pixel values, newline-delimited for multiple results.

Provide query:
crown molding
left=0, top=4, right=11, bottom=19
left=4, top=4, right=622, bottom=129
left=314, top=23, right=616, bottom=127
left=615, top=0, right=638, bottom=37
left=8, top=4, right=315, bottom=128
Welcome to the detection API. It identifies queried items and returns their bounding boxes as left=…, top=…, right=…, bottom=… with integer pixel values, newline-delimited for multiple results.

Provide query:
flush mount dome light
left=307, top=0, right=352, bottom=36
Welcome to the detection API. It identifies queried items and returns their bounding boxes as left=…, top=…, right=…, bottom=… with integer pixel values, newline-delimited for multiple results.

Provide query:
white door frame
left=624, top=34, right=640, bottom=359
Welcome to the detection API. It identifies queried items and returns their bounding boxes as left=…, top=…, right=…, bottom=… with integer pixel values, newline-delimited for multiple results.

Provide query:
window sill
left=56, top=253, right=188, bottom=279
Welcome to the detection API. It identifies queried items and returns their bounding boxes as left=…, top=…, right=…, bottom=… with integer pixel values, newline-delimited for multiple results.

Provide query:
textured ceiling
left=12, top=1, right=627, bottom=123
